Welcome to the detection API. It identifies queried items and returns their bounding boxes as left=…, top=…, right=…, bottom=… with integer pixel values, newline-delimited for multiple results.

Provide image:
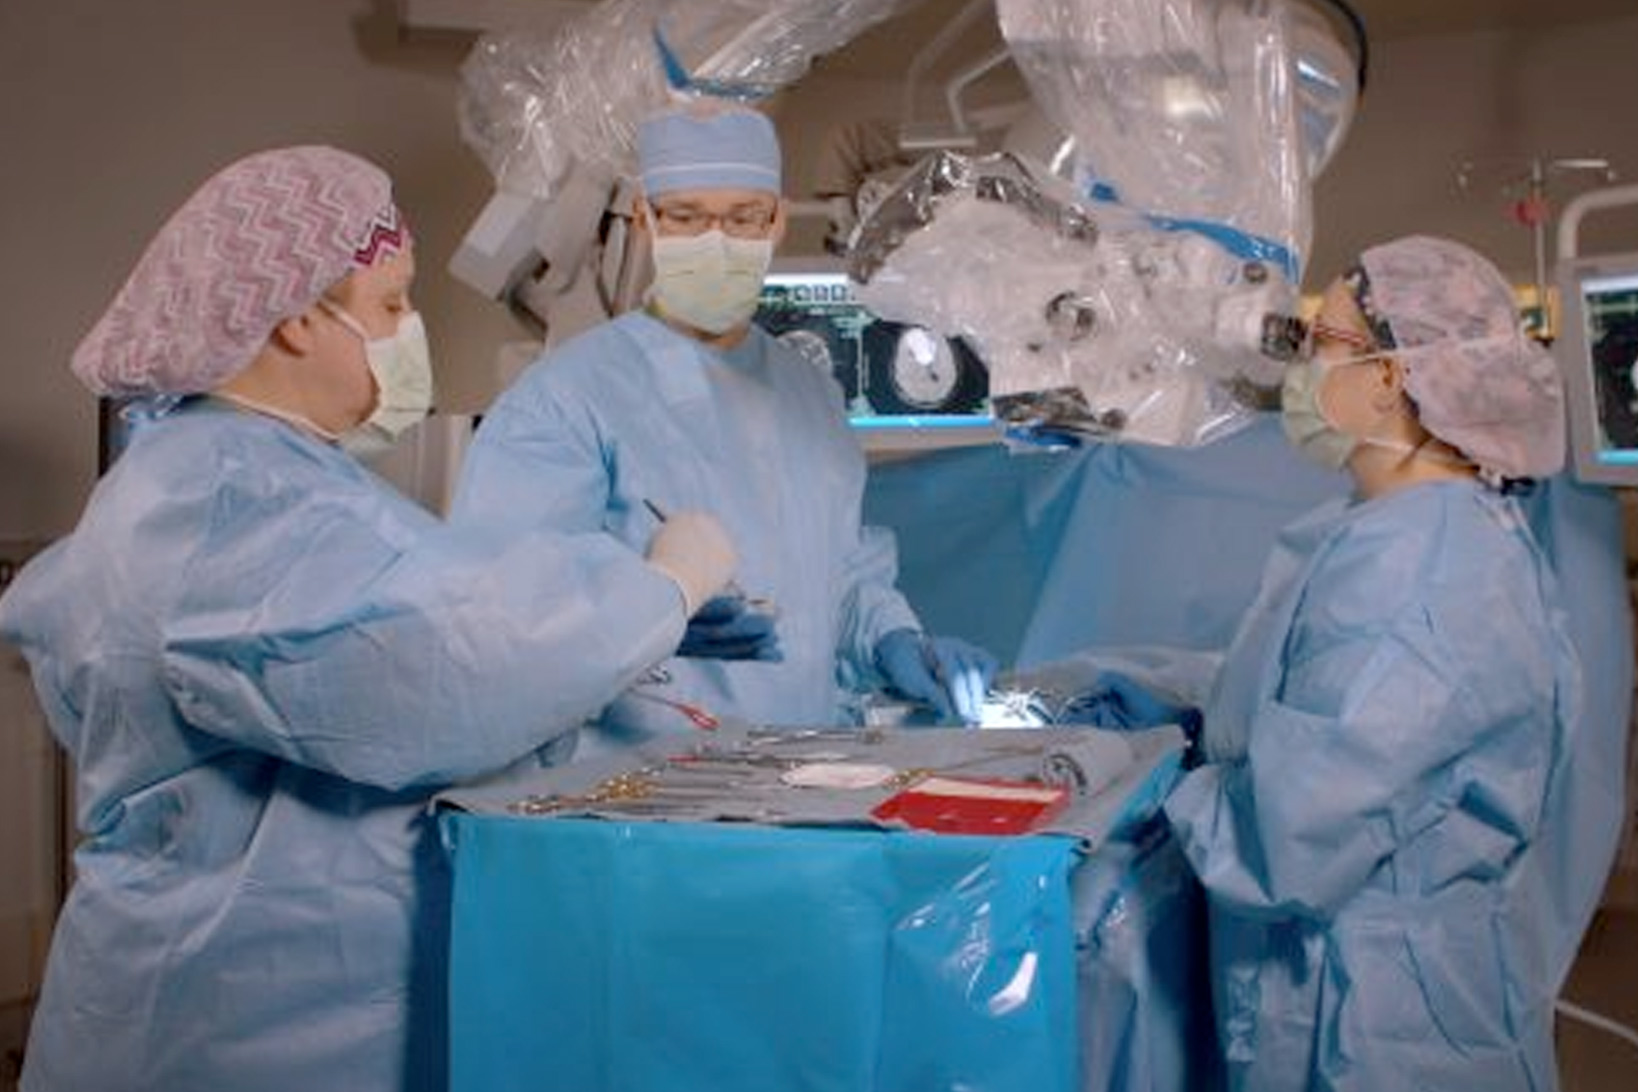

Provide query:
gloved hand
left=678, top=594, right=783, bottom=661
left=644, top=510, right=736, bottom=616
left=1064, top=671, right=1202, bottom=737
left=875, top=628, right=999, bottom=726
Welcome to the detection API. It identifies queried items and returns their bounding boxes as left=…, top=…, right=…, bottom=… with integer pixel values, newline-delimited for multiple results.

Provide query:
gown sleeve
left=1165, top=509, right=1555, bottom=920
left=450, top=368, right=611, bottom=536
left=161, top=444, right=685, bottom=791
left=836, top=523, right=923, bottom=683
left=800, top=357, right=921, bottom=681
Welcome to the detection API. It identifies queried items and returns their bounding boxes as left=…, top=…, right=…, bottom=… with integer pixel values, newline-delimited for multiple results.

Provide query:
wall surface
left=0, top=0, right=528, bottom=539
left=1309, top=16, right=1638, bottom=283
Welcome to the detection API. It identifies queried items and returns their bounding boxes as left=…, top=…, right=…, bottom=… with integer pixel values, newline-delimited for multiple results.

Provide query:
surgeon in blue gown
left=0, top=147, right=741, bottom=1092
left=454, top=104, right=997, bottom=751
left=1164, top=236, right=1590, bottom=1091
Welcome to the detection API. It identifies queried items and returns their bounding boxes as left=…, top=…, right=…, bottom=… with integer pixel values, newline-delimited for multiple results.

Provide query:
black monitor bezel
left=1555, top=250, right=1638, bottom=487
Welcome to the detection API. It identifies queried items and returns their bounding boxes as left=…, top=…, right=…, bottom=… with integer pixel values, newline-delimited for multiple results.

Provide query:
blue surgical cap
left=637, top=108, right=782, bottom=197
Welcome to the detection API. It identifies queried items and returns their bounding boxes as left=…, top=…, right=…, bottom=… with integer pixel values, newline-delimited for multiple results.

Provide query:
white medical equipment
left=447, top=0, right=1366, bottom=448
left=449, top=0, right=925, bottom=339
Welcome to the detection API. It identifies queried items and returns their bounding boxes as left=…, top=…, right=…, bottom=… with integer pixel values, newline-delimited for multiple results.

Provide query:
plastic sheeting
left=442, top=817, right=1084, bottom=1092
left=438, top=724, right=1203, bottom=1091
left=440, top=733, right=1211, bottom=1092
left=457, top=0, right=917, bottom=200
left=456, top=0, right=1341, bottom=452
left=996, top=0, right=1317, bottom=270
left=1072, top=824, right=1223, bottom=1092
left=847, top=0, right=1342, bottom=451
left=849, top=151, right=1293, bottom=448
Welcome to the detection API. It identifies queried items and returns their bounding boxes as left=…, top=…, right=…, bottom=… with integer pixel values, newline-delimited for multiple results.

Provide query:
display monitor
left=1555, top=249, right=1638, bottom=486
left=754, top=263, right=998, bottom=452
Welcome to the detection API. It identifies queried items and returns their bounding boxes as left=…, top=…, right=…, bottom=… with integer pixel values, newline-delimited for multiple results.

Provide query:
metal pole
left=1530, top=158, right=1550, bottom=334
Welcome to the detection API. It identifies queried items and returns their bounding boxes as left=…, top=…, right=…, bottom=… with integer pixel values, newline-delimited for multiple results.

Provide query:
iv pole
left=1457, top=156, right=1617, bottom=339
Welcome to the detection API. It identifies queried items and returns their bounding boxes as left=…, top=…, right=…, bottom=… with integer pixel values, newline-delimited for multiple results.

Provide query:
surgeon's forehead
left=333, top=247, right=416, bottom=303
left=650, top=188, right=778, bottom=209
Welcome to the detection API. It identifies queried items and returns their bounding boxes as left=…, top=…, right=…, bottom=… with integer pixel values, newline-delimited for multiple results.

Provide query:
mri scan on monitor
left=1555, top=248, right=1638, bottom=485
left=755, top=269, right=994, bottom=446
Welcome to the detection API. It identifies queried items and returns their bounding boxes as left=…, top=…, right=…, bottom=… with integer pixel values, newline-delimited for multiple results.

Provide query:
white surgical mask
left=319, top=300, right=434, bottom=455
left=1281, top=356, right=1358, bottom=470
left=649, top=230, right=773, bottom=335
left=1282, top=354, right=1472, bottom=473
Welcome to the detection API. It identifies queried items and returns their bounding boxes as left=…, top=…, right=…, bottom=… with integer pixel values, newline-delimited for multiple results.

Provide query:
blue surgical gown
left=1165, top=480, right=1586, bottom=1091
left=0, top=399, right=688, bottom=1092
left=454, top=311, right=921, bottom=753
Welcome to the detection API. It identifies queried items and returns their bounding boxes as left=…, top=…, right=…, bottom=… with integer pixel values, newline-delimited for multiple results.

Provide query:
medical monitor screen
left=1556, top=251, right=1638, bottom=485
left=754, top=270, right=996, bottom=450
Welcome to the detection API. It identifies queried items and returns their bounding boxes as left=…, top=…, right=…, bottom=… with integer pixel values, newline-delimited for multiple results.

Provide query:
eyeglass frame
left=1281, top=316, right=1383, bottom=364
left=640, top=197, right=783, bottom=240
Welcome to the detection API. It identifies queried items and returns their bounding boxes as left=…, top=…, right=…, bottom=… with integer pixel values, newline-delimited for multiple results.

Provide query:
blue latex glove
left=875, top=628, right=999, bottom=725
left=677, top=595, right=783, bottom=661
left=1063, top=671, right=1202, bottom=737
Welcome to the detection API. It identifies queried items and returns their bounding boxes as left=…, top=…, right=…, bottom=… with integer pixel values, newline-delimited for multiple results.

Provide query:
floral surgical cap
left=1351, top=234, right=1564, bottom=480
left=71, top=146, right=410, bottom=397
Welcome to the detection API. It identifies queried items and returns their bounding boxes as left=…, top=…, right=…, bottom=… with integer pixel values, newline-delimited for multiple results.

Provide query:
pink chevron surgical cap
left=71, top=146, right=411, bottom=396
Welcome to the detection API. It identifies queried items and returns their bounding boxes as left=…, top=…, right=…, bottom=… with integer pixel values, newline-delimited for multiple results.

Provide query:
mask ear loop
left=1378, top=350, right=1471, bottom=458
left=1305, top=322, right=1385, bottom=432
left=315, top=297, right=370, bottom=342
left=312, top=296, right=389, bottom=423
left=1362, top=356, right=1478, bottom=472
left=1363, top=365, right=1433, bottom=469
left=1312, top=337, right=1438, bottom=471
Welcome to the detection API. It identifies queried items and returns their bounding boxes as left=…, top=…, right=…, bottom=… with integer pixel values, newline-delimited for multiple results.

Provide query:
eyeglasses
left=649, top=202, right=779, bottom=240
left=1296, top=318, right=1379, bottom=363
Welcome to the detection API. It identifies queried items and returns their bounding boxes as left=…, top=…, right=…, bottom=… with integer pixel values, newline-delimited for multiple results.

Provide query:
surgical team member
left=0, top=146, right=739, bottom=1092
left=454, top=103, right=997, bottom=751
left=1165, top=236, right=1581, bottom=1091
